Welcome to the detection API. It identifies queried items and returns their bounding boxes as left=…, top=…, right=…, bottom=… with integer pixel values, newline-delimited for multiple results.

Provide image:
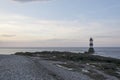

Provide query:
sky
left=0, top=0, right=120, bottom=47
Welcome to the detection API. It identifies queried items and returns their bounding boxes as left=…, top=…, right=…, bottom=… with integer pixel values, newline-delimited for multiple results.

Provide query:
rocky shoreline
left=15, top=51, right=120, bottom=80
left=0, top=55, right=93, bottom=80
left=0, top=51, right=119, bottom=80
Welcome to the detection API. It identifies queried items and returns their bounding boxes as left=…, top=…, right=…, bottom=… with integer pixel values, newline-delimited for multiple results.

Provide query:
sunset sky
left=0, top=0, right=120, bottom=47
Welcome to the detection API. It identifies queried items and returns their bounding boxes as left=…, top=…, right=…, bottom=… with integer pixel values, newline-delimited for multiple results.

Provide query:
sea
left=0, top=47, right=120, bottom=59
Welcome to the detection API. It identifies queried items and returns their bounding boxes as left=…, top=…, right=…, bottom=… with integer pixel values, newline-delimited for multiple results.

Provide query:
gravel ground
left=0, top=55, right=57, bottom=80
left=31, top=57, right=93, bottom=80
left=0, top=55, right=93, bottom=80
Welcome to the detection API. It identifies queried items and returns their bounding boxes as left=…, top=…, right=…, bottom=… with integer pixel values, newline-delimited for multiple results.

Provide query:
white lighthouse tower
left=88, top=38, right=95, bottom=53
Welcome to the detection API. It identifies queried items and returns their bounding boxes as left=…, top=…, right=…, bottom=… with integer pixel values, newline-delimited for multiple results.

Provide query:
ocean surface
left=0, top=47, right=120, bottom=59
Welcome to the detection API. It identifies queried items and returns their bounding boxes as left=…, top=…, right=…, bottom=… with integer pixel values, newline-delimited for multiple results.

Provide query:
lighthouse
left=88, top=38, right=95, bottom=53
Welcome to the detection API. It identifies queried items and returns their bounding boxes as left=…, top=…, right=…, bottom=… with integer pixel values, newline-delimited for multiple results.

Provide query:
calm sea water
left=0, top=47, right=120, bottom=59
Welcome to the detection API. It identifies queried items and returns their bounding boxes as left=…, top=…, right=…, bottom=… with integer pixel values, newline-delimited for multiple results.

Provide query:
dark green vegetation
left=15, top=51, right=120, bottom=79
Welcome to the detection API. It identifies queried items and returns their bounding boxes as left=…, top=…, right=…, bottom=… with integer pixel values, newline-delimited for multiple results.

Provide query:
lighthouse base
left=88, top=48, right=95, bottom=54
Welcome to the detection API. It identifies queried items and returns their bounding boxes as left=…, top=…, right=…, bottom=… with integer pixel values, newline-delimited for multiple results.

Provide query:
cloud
left=13, top=0, right=52, bottom=2
left=0, top=11, right=120, bottom=47
left=1, top=34, right=16, bottom=37
left=0, top=12, right=83, bottom=42
left=95, top=36, right=112, bottom=38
